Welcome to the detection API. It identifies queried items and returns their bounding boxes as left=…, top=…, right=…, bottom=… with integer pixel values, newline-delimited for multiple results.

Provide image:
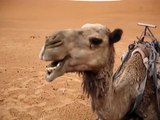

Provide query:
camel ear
left=109, top=28, right=123, bottom=44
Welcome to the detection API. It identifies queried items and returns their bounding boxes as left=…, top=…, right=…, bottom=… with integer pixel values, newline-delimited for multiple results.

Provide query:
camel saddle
left=113, top=40, right=160, bottom=120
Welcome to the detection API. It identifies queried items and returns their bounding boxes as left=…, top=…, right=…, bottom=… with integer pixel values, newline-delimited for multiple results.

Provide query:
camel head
left=39, top=24, right=123, bottom=82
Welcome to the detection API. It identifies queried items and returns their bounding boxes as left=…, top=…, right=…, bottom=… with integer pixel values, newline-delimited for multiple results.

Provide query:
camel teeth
left=46, top=63, right=61, bottom=72
left=46, top=67, right=54, bottom=73
left=57, top=63, right=61, bottom=67
left=53, top=66, right=57, bottom=70
left=46, top=67, right=54, bottom=71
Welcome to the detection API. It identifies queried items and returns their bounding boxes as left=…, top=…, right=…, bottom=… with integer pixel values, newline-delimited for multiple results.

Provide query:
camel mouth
left=45, top=59, right=65, bottom=82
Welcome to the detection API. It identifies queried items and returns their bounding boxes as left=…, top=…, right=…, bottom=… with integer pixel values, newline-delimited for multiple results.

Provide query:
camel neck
left=82, top=46, right=115, bottom=111
left=82, top=67, right=113, bottom=97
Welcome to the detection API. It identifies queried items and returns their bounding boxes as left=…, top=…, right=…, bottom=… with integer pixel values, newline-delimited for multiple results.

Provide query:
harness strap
left=152, top=63, right=160, bottom=120
left=149, top=45, right=160, bottom=120
left=112, top=51, right=130, bottom=80
left=153, top=41, right=160, bottom=119
left=132, top=48, right=149, bottom=69
left=113, top=44, right=135, bottom=81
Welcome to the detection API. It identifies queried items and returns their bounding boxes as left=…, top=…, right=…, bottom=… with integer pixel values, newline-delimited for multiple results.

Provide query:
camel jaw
left=45, top=60, right=65, bottom=82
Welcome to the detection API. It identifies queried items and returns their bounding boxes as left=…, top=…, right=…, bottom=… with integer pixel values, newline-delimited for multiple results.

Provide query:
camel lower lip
left=45, top=61, right=62, bottom=81
left=44, top=59, right=66, bottom=82
left=45, top=70, right=56, bottom=82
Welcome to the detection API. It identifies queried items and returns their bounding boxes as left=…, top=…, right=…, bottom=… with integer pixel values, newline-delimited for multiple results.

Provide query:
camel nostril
left=52, top=40, right=62, bottom=45
left=46, top=40, right=63, bottom=48
left=52, top=41, right=63, bottom=48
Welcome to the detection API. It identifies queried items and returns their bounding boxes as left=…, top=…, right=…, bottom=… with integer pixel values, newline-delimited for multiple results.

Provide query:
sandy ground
left=0, top=0, right=160, bottom=120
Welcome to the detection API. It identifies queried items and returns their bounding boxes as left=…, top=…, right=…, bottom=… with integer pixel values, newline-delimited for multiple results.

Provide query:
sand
left=0, top=0, right=160, bottom=119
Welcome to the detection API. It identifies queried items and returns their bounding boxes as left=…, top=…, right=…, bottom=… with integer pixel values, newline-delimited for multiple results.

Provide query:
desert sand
left=0, top=0, right=160, bottom=120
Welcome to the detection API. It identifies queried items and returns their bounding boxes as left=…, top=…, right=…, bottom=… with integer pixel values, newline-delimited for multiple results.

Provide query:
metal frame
left=137, top=22, right=157, bottom=41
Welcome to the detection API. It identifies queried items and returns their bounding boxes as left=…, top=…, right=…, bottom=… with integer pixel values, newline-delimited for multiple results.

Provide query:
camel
left=39, top=24, right=160, bottom=120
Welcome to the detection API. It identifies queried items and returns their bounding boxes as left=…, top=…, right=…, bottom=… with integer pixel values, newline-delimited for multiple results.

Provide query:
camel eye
left=89, top=37, right=103, bottom=46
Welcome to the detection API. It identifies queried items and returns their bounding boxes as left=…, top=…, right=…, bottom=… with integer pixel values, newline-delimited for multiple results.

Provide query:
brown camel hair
left=39, top=24, right=159, bottom=120
left=82, top=49, right=157, bottom=120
